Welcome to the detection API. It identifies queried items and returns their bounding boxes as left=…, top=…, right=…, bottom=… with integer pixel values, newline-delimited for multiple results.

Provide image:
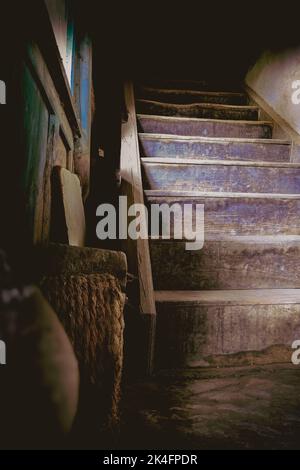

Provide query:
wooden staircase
left=121, top=80, right=300, bottom=372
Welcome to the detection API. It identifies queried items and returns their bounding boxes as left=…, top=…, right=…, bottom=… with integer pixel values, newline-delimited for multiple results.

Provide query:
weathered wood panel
left=138, top=114, right=273, bottom=139
left=139, top=78, right=243, bottom=92
left=142, top=159, right=300, bottom=194
left=136, top=99, right=259, bottom=120
left=27, top=42, right=74, bottom=148
left=139, top=134, right=291, bottom=161
left=22, top=64, right=50, bottom=244
left=136, top=86, right=248, bottom=105
left=155, top=293, right=300, bottom=368
left=73, top=34, right=93, bottom=200
left=41, top=115, right=60, bottom=243
left=150, top=236, right=300, bottom=290
left=145, top=192, right=300, bottom=236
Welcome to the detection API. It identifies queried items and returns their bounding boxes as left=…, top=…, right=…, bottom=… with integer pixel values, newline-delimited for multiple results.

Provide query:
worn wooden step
left=140, top=78, right=243, bottom=92
left=136, top=99, right=259, bottom=121
left=145, top=190, right=300, bottom=236
left=142, top=159, right=300, bottom=194
left=150, top=235, right=300, bottom=290
left=155, top=289, right=300, bottom=368
left=139, top=134, right=291, bottom=162
left=136, top=86, right=249, bottom=105
left=138, top=115, right=273, bottom=139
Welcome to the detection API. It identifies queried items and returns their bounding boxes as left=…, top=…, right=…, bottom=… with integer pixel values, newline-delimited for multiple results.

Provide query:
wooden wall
left=2, top=0, right=93, bottom=248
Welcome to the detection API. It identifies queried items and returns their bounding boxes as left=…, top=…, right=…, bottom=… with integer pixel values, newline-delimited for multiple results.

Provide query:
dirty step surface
left=155, top=289, right=300, bottom=368
left=145, top=190, right=300, bottom=236
left=136, top=99, right=259, bottom=120
left=150, top=236, right=300, bottom=290
left=120, top=364, right=300, bottom=449
left=142, top=159, right=300, bottom=194
left=140, top=134, right=291, bottom=161
left=136, top=86, right=249, bottom=105
left=138, top=114, right=273, bottom=139
left=139, top=78, right=244, bottom=92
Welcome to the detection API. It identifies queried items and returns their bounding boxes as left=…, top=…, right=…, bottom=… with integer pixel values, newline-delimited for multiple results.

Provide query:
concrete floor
left=120, top=364, right=300, bottom=449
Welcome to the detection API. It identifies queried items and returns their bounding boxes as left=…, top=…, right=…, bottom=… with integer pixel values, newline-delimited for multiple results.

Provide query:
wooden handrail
left=120, top=81, right=156, bottom=374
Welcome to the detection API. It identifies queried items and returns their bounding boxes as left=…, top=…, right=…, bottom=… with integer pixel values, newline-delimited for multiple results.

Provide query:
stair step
left=150, top=235, right=300, bottom=289
left=155, top=288, right=300, bottom=305
left=142, top=159, right=300, bottom=194
left=136, top=99, right=259, bottom=121
left=145, top=190, right=300, bottom=236
left=140, top=78, right=243, bottom=92
left=138, top=115, right=273, bottom=139
left=139, top=134, right=291, bottom=162
left=154, top=289, right=300, bottom=368
left=136, top=86, right=248, bottom=105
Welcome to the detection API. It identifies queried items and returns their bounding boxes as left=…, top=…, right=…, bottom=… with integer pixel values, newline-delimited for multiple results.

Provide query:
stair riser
left=136, top=88, right=248, bottom=105
left=138, top=116, right=273, bottom=139
left=140, top=137, right=290, bottom=162
left=140, top=79, right=243, bottom=92
left=155, top=302, right=300, bottom=368
left=143, top=163, right=300, bottom=194
left=146, top=196, right=300, bottom=236
left=151, top=240, right=300, bottom=289
left=136, top=100, right=259, bottom=120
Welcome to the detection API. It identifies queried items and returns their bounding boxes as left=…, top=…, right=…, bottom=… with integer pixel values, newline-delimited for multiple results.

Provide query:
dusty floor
left=120, top=364, right=300, bottom=449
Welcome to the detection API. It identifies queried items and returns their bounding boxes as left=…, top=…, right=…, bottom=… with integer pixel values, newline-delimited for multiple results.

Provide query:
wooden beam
left=26, top=43, right=74, bottom=150
left=36, top=1, right=82, bottom=139
left=120, top=81, right=156, bottom=373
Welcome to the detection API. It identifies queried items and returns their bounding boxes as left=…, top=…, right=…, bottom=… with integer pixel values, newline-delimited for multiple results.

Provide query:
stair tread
left=137, top=99, right=258, bottom=111
left=151, top=234, right=300, bottom=243
left=139, top=78, right=243, bottom=92
left=138, top=86, right=247, bottom=98
left=142, top=157, right=298, bottom=168
left=145, top=189, right=300, bottom=199
left=136, top=87, right=248, bottom=105
left=140, top=133, right=290, bottom=162
left=139, top=133, right=290, bottom=145
left=143, top=158, right=300, bottom=194
left=155, top=289, right=300, bottom=305
left=138, top=114, right=273, bottom=127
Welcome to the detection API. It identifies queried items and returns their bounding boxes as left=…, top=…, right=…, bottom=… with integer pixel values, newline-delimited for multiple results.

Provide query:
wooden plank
left=34, top=1, right=82, bottom=139
left=155, top=298, right=300, bottom=368
left=136, top=99, right=259, bottom=120
left=139, top=133, right=291, bottom=161
left=21, top=63, right=50, bottom=245
left=137, top=114, right=274, bottom=139
left=155, top=289, right=300, bottom=305
left=150, top=236, right=300, bottom=290
left=136, top=86, right=248, bottom=105
left=41, top=115, right=60, bottom=243
left=26, top=42, right=74, bottom=149
left=120, top=81, right=156, bottom=374
left=145, top=192, right=300, bottom=236
left=142, top=159, right=300, bottom=194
